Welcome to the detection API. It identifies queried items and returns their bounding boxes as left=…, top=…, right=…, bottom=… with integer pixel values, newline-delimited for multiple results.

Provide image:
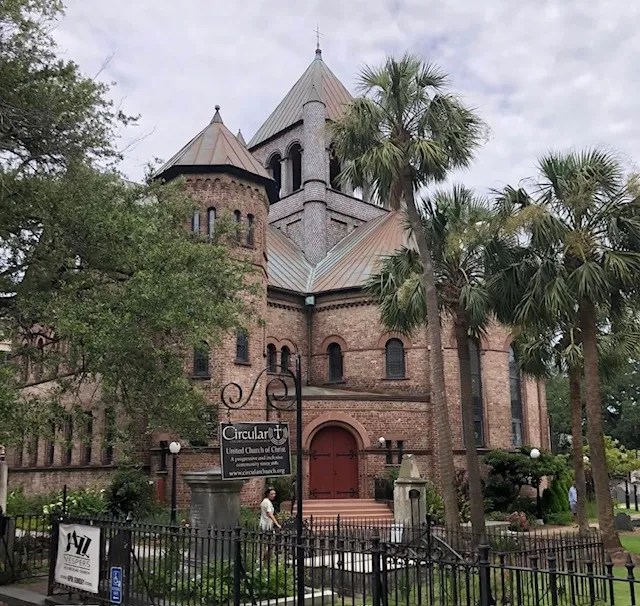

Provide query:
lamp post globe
left=530, top=448, right=541, bottom=460
left=169, top=441, right=181, bottom=455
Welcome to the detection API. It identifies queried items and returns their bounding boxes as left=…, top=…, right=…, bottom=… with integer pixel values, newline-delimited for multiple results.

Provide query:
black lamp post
left=169, top=441, right=181, bottom=525
left=530, top=447, right=543, bottom=520
left=221, top=355, right=304, bottom=606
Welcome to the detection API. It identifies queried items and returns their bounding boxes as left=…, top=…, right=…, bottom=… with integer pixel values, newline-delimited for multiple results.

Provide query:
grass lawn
left=621, top=534, right=640, bottom=555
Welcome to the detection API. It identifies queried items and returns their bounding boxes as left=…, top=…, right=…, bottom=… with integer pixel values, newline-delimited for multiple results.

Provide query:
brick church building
left=8, top=47, right=549, bottom=511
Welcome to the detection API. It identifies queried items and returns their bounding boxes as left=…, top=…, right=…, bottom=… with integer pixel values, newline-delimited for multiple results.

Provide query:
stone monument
left=394, top=454, right=428, bottom=541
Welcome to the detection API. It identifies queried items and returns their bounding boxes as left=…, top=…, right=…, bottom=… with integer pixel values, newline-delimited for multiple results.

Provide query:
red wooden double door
left=309, top=426, right=359, bottom=499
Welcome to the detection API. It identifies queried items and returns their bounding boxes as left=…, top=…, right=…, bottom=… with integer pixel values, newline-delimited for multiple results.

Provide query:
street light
left=530, top=448, right=542, bottom=520
left=169, top=441, right=181, bottom=525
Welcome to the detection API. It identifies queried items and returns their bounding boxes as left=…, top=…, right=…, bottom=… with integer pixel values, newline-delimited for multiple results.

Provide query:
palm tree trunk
left=579, top=300, right=621, bottom=551
left=402, top=175, right=461, bottom=530
left=454, top=313, right=486, bottom=542
left=568, top=366, right=589, bottom=535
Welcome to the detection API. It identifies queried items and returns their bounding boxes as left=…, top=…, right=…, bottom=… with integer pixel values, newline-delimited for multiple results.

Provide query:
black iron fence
left=40, top=514, right=639, bottom=606
left=0, top=514, right=51, bottom=583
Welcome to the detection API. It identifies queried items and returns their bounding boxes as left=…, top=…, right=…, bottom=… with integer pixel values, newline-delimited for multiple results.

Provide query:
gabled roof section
left=248, top=49, right=353, bottom=149
left=155, top=107, right=273, bottom=193
left=310, top=211, right=414, bottom=293
left=266, top=225, right=313, bottom=293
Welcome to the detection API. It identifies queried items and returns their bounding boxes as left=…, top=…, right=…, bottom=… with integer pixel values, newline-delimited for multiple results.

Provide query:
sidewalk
left=0, top=579, right=48, bottom=606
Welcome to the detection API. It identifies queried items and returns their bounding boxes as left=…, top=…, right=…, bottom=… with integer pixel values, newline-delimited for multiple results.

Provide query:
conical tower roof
left=155, top=106, right=275, bottom=199
left=248, top=48, right=353, bottom=149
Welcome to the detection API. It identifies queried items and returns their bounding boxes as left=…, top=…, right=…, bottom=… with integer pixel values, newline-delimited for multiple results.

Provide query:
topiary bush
left=106, top=467, right=154, bottom=518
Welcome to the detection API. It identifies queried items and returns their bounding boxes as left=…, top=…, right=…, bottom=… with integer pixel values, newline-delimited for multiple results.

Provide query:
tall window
left=191, top=211, right=200, bottom=233
left=268, top=154, right=282, bottom=199
left=82, top=412, right=93, bottom=465
left=510, top=347, right=524, bottom=447
left=236, top=331, right=249, bottom=363
left=103, top=407, right=115, bottom=464
left=45, top=421, right=55, bottom=466
left=63, top=414, right=73, bottom=466
left=328, top=343, right=343, bottom=382
left=281, top=346, right=290, bottom=372
left=329, top=146, right=342, bottom=191
left=289, top=144, right=302, bottom=191
left=34, top=337, right=45, bottom=381
left=207, top=207, right=216, bottom=240
left=28, top=434, right=38, bottom=466
left=234, top=210, right=242, bottom=242
left=385, top=339, right=406, bottom=379
left=193, top=344, right=210, bottom=377
left=246, top=214, right=255, bottom=247
left=266, top=344, right=277, bottom=373
left=468, top=339, right=485, bottom=447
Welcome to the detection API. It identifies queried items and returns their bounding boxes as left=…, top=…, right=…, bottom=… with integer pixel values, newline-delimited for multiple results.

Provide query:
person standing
left=260, top=487, right=281, bottom=532
left=568, top=482, right=578, bottom=523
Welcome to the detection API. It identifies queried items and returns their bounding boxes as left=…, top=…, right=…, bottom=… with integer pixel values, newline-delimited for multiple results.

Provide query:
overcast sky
left=51, top=1, right=638, bottom=194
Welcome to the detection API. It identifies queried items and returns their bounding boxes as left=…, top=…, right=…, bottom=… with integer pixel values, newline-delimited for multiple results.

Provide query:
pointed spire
left=236, top=129, right=246, bottom=146
left=314, top=25, right=322, bottom=59
left=211, top=104, right=223, bottom=124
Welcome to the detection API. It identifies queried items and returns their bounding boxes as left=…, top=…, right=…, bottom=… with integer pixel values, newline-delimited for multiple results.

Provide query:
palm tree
left=490, top=150, right=640, bottom=551
left=367, top=186, right=498, bottom=540
left=331, top=55, right=485, bottom=529
left=513, top=328, right=590, bottom=534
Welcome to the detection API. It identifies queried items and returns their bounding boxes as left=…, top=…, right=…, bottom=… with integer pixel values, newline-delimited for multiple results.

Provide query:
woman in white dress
left=260, top=487, right=281, bottom=532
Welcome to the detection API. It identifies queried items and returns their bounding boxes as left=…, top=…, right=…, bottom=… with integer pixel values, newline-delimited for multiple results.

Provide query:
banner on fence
left=54, top=523, right=101, bottom=594
left=220, top=422, right=291, bottom=479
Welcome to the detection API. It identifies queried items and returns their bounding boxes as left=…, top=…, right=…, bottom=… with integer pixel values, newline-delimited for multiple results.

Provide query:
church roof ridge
left=248, top=52, right=352, bottom=149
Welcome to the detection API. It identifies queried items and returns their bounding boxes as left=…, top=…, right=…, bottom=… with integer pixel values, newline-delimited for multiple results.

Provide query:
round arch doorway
left=309, top=425, right=359, bottom=499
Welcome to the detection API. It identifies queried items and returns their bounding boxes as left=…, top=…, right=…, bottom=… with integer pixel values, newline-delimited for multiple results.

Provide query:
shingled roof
left=155, top=107, right=274, bottom=194
left=266, top=211, right=414, bottom=294
left=248, top=49, right=353, bottom=149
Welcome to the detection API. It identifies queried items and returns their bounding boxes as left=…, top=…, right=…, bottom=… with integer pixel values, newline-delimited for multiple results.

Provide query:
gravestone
left=394, top=454, right=428, bottom=542
left=614, top=512, right=634, bottom=532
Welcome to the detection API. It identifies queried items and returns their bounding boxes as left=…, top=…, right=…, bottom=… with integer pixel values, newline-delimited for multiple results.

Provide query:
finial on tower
left=211, top=105, right=223, bottom=124
left=314, top=25, right=322, bottom=58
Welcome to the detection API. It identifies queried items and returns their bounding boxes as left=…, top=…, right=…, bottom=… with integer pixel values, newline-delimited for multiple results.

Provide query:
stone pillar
left=280, top=156, right=289, bottom=198
left=394, top=454, right=428, bottom=539
left=183, top=469, right=245, bottom=561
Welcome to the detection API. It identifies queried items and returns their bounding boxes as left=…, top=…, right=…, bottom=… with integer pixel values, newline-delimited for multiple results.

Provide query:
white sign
left=54, top=524, right=101, bottom=594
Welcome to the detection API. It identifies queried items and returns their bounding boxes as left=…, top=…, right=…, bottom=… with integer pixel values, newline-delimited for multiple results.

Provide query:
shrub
left=424, top=480, right=445, bottom=525
left=106, top=467, right=154, bottom=518
left=42, top=488, right=107, bottom=516
left=506, top=511, right=530, bottom=532
left=6, top=487, right=52, bottom=515
left=546, top=511, right=574, bottom=526
left=507, top=497, right=538, bottom=517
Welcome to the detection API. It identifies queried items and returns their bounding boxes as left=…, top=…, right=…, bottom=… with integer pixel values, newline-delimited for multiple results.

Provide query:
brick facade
left=7, top=52, right=549, bottom=515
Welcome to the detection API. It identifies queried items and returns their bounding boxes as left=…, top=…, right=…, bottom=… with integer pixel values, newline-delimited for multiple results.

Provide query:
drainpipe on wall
left=305, top=295, right=315, bottom=386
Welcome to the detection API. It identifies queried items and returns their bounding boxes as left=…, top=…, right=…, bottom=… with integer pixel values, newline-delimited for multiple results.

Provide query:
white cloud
left=52, top=0, right=640, bottom=192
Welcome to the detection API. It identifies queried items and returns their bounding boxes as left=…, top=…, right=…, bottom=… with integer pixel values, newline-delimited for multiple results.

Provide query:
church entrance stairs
left=302, top=498, right=394, bottom=524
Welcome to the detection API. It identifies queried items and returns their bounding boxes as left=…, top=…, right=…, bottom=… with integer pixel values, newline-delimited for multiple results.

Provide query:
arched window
left=281, top=346, right=290, bottom=371
left=34, top=337, right=45, bottom=381
left=103, top=407, right=115, bottom=465
left=266, top=343, right=277, bottom=373
left=45, top=420, right=55, bottom=466
left=234, top=210, right=242, bottom=242
left=327, top=343, right=343, bottom=382
left=246, top=214, right=255, bottom=247
left=236, top=331, right=249, bottom=363
left=509, top=347, right=524, bottom=447
left=329, top=146, right=342, bottom=191
left=193, top=343, right=210, bottom=377
left=468, top=339, right=484, bottom=447
left=268, top=154, right=282, bottom=199
left=289, top=143, right=302, bottom=192
left=207, top=207, right=216, bottom=240
left=385, top=339, right=406, bottom=379
left=191, top=211, right=200, bottom=233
